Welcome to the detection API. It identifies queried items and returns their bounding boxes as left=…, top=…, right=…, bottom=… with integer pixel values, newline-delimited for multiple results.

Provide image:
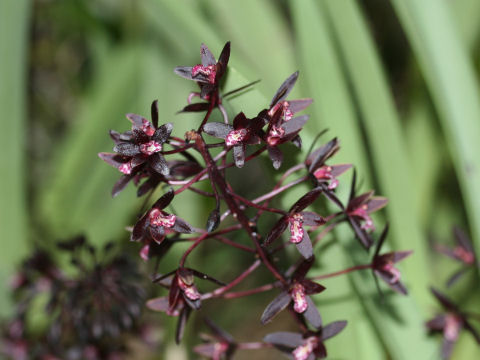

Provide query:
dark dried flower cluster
left=0, top=237, right=151, bottom=360
left=426, top=228, right=480, bottom=358
left=98, top=42, right=412, bottom=359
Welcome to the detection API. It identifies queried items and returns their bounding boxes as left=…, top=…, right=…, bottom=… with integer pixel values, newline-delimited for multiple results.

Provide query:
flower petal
left=330, top=163, right=352, bottom=177
left=302, top=280, right=326, bottom=295
left=267, top=145, right=283, bottom=169
left=174, top=66, right=195, bottom=80
left=366, top=196, right=388, bottom=213
left=233, top=144, right=245, bottom=168
left=288, top=98, right=313, bottom=113
left=446, top=267, right=469, bottom=288
left=306, top=138, right=339, bottom=173
left=217, top=41, right=231, bottom=79
left=292, top=258, right=315, bottom=280
left=113, top=142, right=141, bottom=156
left=348, top=191, right=374, bottom=212
left=149, top=100, right=159, bottom=128
left=151, top=122, right=172, bottom=143
left=301, top=211, right=325, bottom=226
left=175, top=307, right=191, bottom=344
left=373, top=223, right=389, bottom=257
left=204, top=122, right=233, bottom=139
left=454, top=226, right=475, bottom=253
left=264, top=215, right=289, bottom=246
left=430, top=288, right=458, bottom=312
left=347, top=216, right=373, bottom=250
left=201, top=43, right=216, bottom=66
left=178, top=103, right=211, bottom=113
left=282, top=115, right=308, bottom=135
left=172, top=217, right=194, bottom=234
left=260, top=291, right=291, bottom=324
left=146, top=296, right=170, bottom=312
left=296, top=232, right=313, bottom=259
left=206, top=207, right=220, bottom=233
left=290, top=187, right=323, bottom=213
left=126, top=113, right=146, bottom=129
left=149, top=226, right=165, bottom=244
left=303, top=296, right=322, bottom=329
left=263, top=332, right=304, bottom=348
left=131, top=215, right=149, bottom=242
left=112, top=174, right=133, bottom=197
left=426, top=314, right=446, bottom=331
left=321, top=320, right=348, bottom=341
left=270, top=71, right=299, bottom=107
left=392, top=250, right=413, bottom=263
left=152, top=188, right=175, bottom=209
left=150, top=153, right=170, bottom=176
left=375, top=270, right=408, bottom=295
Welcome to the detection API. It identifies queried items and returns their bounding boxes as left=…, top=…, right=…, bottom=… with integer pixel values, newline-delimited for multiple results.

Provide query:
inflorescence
left=96, top=41, right=417, bottom=359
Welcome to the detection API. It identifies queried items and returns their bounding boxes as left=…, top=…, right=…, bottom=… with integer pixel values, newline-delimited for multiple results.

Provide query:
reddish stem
left=194, top=133, right=287, bottom=285
left=237, top=342, right=273, bottom=350
left=310, top=263, right=372, bottom=281
left=213, top=235, right=256, bottom=253
left=223, top=283, right=277, bottom=299
left=179, top=233, right=208, bottom=267
left=173, top=168, right=208, bottom=195
left=202, top=260, right=262, bottom=300
left=229, top=191, right=287, bottom=215
left=253, top=176, right=309, bottom=204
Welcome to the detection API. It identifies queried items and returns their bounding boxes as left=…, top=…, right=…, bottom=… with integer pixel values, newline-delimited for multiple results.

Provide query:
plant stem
left=223, top=282, right=277, bottom=299
left=237, top=342, right=273, bottom=350
left=193, top=132, right=287, bottom=285
left=202, top=260, right=262, bottom=299
left=310, top=263, right=372, bottom=281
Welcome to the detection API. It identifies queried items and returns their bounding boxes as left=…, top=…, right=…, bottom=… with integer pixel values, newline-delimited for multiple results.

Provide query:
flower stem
left=310, top=263, right=372, bottom=281
left=202, top=260, right=262, bottom=300
left=223, top=282, right=277, bottom=299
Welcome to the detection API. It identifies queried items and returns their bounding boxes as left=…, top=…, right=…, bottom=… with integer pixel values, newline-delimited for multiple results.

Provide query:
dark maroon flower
left=372, top=224, right=412, bottom=295
left=146, top=294, right=190, bottom=344
left=3, top=237, right=147, bottom=359
left=149, top=268, right=225, bottom=343
left=347, top=191, right=387, bottom=232
left=265, top=187, right=325, bottom=259
left=434, top=227, right=476, bottom=287
left=194, top=319, right=237, bottom=360
left=203, top=112, right=263, bottom=167
left=148, top=269, right=202, bottom=345
left=426, top=288, right=480, bottom=359
left=261, top=259, right=325, bottom=327
left=260, top=72, right=312, bottom=169
left=99, top=100, right=173, bottom=196
left=174, top=42, right=230, bottom=102
left=264, top=320, right=347, bottom=360
left=345, top=171, right=388, bottom=249
left=131, top=189, right=193, bottom=260
left=306, top=138, right=351, bottom=190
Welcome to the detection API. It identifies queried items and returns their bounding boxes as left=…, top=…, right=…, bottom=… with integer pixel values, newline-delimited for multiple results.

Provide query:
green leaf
left=404, top=97, right=443, bottom=227
left=390, top=0, right=480, bottom=275
left=322, top=0, right=433, bottom=306
left=450, top=0, right=480, bottom=50
left=290, top=1, right=381, bottom=358
left=37, top=45, right=144, bottom=246
left=0, top=0, right=31, bottom=316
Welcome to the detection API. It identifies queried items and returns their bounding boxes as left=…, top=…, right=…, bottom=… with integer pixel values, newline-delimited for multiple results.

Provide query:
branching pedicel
left=99, top=42, right=412, bottom=359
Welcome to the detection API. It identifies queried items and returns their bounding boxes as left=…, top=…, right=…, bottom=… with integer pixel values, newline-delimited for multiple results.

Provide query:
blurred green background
left=1, top=0, right=480, bottom=359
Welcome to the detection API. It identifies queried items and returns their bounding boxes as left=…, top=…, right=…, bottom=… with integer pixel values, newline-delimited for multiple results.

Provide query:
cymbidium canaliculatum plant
left=1, top=236, right=155, bottom=360
left=98, top=41, right=414, bottom=359
left=425, top=228, right=480, bottom=359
